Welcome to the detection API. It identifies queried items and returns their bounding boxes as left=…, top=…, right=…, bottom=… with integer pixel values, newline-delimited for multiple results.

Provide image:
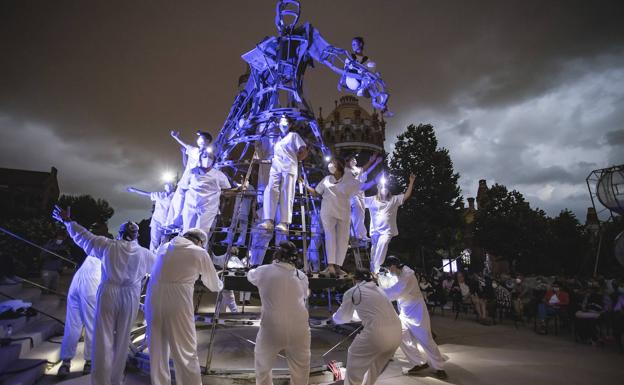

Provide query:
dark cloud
left=604, top=129, right=624, bottom=146
left=1, top=0, right=624, bottom=227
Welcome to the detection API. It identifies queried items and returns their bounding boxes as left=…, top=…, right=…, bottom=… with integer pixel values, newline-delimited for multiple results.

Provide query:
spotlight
left=161, top=171, right=175, bottom=183
left=324, top=155, right=331, bottom=162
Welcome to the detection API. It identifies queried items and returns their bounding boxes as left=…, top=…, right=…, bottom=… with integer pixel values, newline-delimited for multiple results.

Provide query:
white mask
left=328, top=164, right=337, bottom=174
left=55, top=239, right=63, bottom=245
left=492, top=282, right=498, bottom=289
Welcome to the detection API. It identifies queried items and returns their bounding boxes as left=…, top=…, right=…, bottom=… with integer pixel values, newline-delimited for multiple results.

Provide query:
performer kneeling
left=259, top=115, right=308, bottom=233
left=332, top=269, right=402, bottom=385
left=381, top=256, right=448, bottom=379
left=248, top=242, right=310, bottom=385
left=56, top=223, right=106, bottom=378
left=365, top=173, right=416, bottom=273
left=146, top=228, right=222, bottom=385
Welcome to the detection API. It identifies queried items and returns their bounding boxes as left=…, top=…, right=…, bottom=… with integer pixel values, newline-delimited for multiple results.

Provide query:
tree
left=57, top=194, right=114, bottom=228
left=388, top=124, right=464, bottom=266
left=547, top=210, right=590, bottom=275
left=473, top=184, right=551, bottom=274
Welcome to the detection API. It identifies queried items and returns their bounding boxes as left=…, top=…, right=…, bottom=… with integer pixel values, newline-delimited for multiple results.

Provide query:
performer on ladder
left=258, top=115, right=308, bottom=233
left=365, top=173, right=416, bottom=273
left=346, top=154, right=382, bottom=242
left=181, top=153, right=231, bottom=243
left=303, top=156, right=381, bottom=277
left=166, top=130, right=213, bottom=228
left=126, top=183, right=174, bottom=251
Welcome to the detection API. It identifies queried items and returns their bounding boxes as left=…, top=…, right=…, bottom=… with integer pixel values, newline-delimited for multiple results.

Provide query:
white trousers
left=60, top=282, right=97, bottom=361
left=91, top=283, right=140, bottom=385
left=344, top=319, right=401, bottom=385
left=182, top=206, right=218, bottom=239
left=370, top=233, right=393, bottom=273
left=399, top=300, right=448, bottom=370
left=147, top=283, right=202, bottom=385
left=255, top=322, right=311, bottom=385
left=219, top=290, right=239, bottom=313
left=350, top=197, right=367, bottom=239
left=263, top=171, right=296, bottom=225
left=321, top=213, right=351, bottom=266
left=239, top=292, right=251, bottom=302
left=150, top=222, right=164, bottom=252
left=166, top=188, right=186, bottom=228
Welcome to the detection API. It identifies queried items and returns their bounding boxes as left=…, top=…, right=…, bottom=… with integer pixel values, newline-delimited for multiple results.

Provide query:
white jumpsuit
left=64, top=222, right=155, bottom=385
left=150, top=191, right=173, bottom=252
left=166, top=146, right=201, bottom=227
left=382, top=266, right=447, bottom=370
left=182, top=167, right=231, bottom=236
left=316, top=174, right=361, bottom=266
left=364, top=194, right=404, bottom=273
left=263, top=132, right=306, bottom=225
left=60, top=256, right=102, bottom=362
left=348, top=166, right=368, bottom=240
left=248, top=262, right=310, bottom=385
left=333, top=281, right=402, bottom=385
left=145, top=237, right=223, bottom=385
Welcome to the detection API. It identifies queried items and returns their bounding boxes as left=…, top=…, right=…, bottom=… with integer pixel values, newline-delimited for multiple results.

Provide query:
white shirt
left=150, top=236, right=222, bottom=291
left=271, top=132, right=306, bottom=175
left=66, top=222, right=155, bottom=288
left=315, top=174, right=361, bottom=219
left=150, top=191, right=173, bottom=225
left=364, top=193, right=405, bottom=236
left=333, top=281, right=400, bottom=327
left=382, top=266, right=424, bottom=306
left=248, top=261, right=309, bottom=325
left=187, top=168, right=231, bottom=211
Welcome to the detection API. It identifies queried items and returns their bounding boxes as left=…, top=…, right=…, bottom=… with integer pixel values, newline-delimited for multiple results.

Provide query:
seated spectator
left=471, top=273, right=490, bottom=324
left=512, top=274, right=529, bottom=320
left=537, top=281, right=569, bottom=334
left=574, top=284, right=604, bottom=344
left=493, top=279, right=512, bottom=321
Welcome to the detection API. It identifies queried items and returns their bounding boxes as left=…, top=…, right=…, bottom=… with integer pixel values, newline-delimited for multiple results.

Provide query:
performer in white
left=53, top=206, right=155, bottom=385
left=332, top=269, right=402, bottom=385
left=182, top=153, right=231, bottom=240
left=259, top=115, right=308, bottom=233
left=225, top=180, right=255, bottom=246
left=304, top=156, right=381, bottom=276
left=166, top=130, right=213, bottom=228
left=146, top=228, right=222, bottom=385
left=248, top=242, right=310, bottom=385
left=346, top=154, right=382, bottom=241
left=365, top=173, right=416, bottom=273
left=303, top=158, right=360, bottom=277
left=380, top=256, right=448, bottom=379
left=56, top=223, right=106, bottom=378
left=212, top=246, right=245, bottom=314
left=126, top=183, right=174, bottom=251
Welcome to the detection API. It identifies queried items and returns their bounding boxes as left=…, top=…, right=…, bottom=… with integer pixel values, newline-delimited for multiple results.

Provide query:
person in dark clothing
left=40, top=229, right=71, bottom=293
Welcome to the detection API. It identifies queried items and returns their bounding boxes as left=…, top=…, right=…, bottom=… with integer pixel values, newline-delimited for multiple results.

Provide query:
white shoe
left=275, top=223, right=289, bottom=233
left=257, top=221, right=273, bottom=230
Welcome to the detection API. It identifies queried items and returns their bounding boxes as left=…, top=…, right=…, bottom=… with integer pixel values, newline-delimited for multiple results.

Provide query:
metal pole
left=593, top=232, right=603, bottom=277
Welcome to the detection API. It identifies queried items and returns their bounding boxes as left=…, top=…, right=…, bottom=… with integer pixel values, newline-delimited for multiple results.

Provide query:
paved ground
left=45, top=298, right=624, bottom=385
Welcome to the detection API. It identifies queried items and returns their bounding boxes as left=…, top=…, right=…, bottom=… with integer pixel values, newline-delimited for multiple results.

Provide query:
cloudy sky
left=1, top=0, right=623, bottom=229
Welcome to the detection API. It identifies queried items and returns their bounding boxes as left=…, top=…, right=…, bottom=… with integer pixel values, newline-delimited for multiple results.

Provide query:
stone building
left=0, top=167, right=60, bottom=219
left=318, top=95, right=386, bottom=155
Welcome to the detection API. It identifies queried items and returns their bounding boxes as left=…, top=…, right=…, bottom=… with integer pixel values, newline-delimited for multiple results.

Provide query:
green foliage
left=388, top=124, right=464, bottom=265
left=57, top=194, right=114, bottom=228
